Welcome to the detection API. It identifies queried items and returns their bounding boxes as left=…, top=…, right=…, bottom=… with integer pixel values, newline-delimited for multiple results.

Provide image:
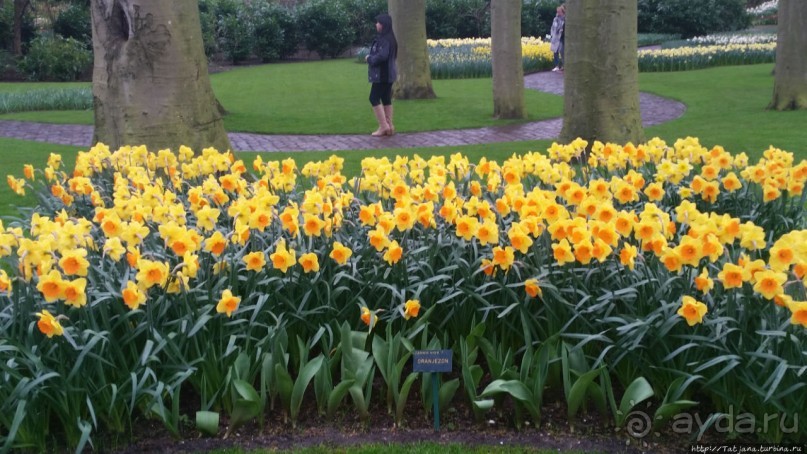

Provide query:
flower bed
left=2, top=138, right=806, bottom=450
left=638, top=42, right=776, bottom=72
left=357, top=37, right=554, bottom=80
left=747, top=1, right=778, bottom=25
left=427, top=37, right=554, bottom=79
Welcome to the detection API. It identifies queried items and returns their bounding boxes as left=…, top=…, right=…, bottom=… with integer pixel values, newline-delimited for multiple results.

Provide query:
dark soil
left=109, top=386, right=695, bottom=454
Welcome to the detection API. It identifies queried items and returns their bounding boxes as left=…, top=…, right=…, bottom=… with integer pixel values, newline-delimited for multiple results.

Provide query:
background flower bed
left=2, top=137, right=806, bottom=450
left=354, top=31, right=778, bottom=79
left=357, top=37, right=554, bottom=80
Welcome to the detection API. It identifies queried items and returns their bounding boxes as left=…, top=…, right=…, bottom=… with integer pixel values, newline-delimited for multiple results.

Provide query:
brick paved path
left=0, top=71, right=685, bottom=152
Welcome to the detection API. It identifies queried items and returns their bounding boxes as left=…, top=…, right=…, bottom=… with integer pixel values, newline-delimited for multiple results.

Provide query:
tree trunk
left=768, top=0, right=807, bottom=110
left=388, top=0, right=436, bottom=99
left=90, top=0, right=231, bottom=152
left=560, top=0, right=644, bottom=145
left=12, top=0, right=30, bottom=56
left=491, top=0, right=525, bottom=119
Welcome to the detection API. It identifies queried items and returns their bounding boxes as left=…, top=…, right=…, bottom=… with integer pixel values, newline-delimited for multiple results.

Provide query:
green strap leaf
left=196, top=411, right=220, bottom=436
left=290, top=355, right=324, bottom=423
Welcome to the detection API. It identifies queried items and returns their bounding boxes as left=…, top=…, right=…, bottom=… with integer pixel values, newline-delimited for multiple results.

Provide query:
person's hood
left=376, top=13, right=393, bottom=35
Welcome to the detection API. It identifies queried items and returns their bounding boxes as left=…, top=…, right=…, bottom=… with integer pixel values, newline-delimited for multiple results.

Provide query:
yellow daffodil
left=455, top=215, right=479, bottom=242
left=768, top=243, right=795, bottom=273
left=196, top=206, right=221, bottom=231
left=752, top=269, right=787, bottom=300
left=360, top=306, right=379, bottom=330
left=122, top=281, right=146, bottom=310
left=298, top=252, right=320, bottom=273
left=329, top=241, right=352, bottom=265
left=270, top=240, right=296, bottom=273
left=62, top=278, right=87, bottom=308
left=383, top=241, right=403, bottom=265
left=135, top=259, right=169, bottom=289
left=480, top=258, right=495, bottom=276
left=694, top=268, right=714, bottom=293
left=721, top=172, right=742, bottom=192
left=59, top=249, right=90, bottom=277
left=675, top=236, right=703, bottom=268
left=524, top=279, right=542, bottom=298
left=403, top=299, right=421, bottom=320
left=37, top=310, right=64, bottom=338
left=204, top=231, right=228, bottom=256
left=103, top=237, right=126, bottom=262
left=368, top=227, right=390, bottom=252
left=619, top=244, right=638, bottom=270
left=216, top=289, right=241, bottom=317
left=36, top=270, right=65, bottom=302
left=492, top=245, right=515, bottom=271
left=243, top=251, right=266, bottom=272
left=0, top=269, right=11, bottom=293
left=787, top=300, right=807, bottom=328
left=552, top=239, right=575, bottom=266
left=476, top=220, right=499, bottom=246
left=677, top=296, right=708, bottom=326
left=718, top=263, right=749, bottom=289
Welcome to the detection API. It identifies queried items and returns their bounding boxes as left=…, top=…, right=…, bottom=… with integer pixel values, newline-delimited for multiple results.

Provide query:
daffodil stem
left=432, top=373, right=440, bottom=432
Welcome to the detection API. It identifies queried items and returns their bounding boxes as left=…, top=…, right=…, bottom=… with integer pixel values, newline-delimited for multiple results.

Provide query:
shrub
left=251, top=3, right=298, bottom=62
left=297, top=0, right=354, bottom=59
left=426, top=0, right=491, bottom=39
left=338, top=0, right=387, bottom=46
left=218, top=0, right=254, bottom=64
left=198, top=0, right=220, bottom=57
left=53, top=3, right=92, bottom=48
left=0, top=49, right=16, bottom=76
left=522, top=0, right=563, bottom=40
left=425, top=0, right=459, bottom=39
left=18, top=36, right=92, bottom=81
left=638, top=0, right=751, bottom=39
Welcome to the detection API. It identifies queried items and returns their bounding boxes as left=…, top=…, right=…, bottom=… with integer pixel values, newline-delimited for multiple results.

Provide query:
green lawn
left=642, top=64, right=806, bottom=158
left=0, top=138, right=79, bottom=218
left=0, top=59, right=564, bottom=134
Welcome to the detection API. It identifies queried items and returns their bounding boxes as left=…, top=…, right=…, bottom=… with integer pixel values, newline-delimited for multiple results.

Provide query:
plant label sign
left=413, top=349, right=452, bottom=373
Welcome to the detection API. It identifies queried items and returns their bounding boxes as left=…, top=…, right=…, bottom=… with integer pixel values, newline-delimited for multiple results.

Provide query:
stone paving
left=0, top=71, right=685, bottom=153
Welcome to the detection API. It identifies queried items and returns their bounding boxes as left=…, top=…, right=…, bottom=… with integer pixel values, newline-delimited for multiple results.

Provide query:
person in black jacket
left=365, top=13, right=398, bottom=136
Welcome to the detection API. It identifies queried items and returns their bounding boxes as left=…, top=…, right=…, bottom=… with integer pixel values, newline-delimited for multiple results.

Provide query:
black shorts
left=369, top=82, right=393, bottom=106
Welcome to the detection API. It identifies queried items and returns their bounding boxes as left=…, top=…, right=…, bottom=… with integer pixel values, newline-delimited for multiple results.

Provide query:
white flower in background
left=747, top=0, right=778, bottom=17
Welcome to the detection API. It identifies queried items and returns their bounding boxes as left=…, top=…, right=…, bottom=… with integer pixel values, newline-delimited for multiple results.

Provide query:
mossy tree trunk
left=768, top=0, right=807, bottom=110
left=90, top=0, right=231, bottom=152
left=388, top=0, right=436, bottom=99
left=491, top=0, right=525, bottom=119
left=560, top=0, right=644, bottom=145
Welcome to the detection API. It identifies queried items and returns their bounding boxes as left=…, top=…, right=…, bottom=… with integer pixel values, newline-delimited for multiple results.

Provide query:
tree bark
left=768, top=0, right=807, bottom=110
left=560, top=0, right=644, bottom=145
left=491, top=0, right=525, bottom=119
left=388, top=0, right=436, bottom=99
left=90, top=0, right=231, bottom=152
left=12, top=0, right=31, bottom=56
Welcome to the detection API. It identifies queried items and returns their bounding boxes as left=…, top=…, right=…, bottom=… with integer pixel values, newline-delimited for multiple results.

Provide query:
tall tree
left=90, top=0, right=231, bottom=152
left=388, top=0, right=436, bottom=99
left=491, top=0, right=525, bottom=119
left=11, top=0, right=31, bottom=56
left=768, top=0, right=807, bottom=110
left=560, top=0, right=643, bottom=145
